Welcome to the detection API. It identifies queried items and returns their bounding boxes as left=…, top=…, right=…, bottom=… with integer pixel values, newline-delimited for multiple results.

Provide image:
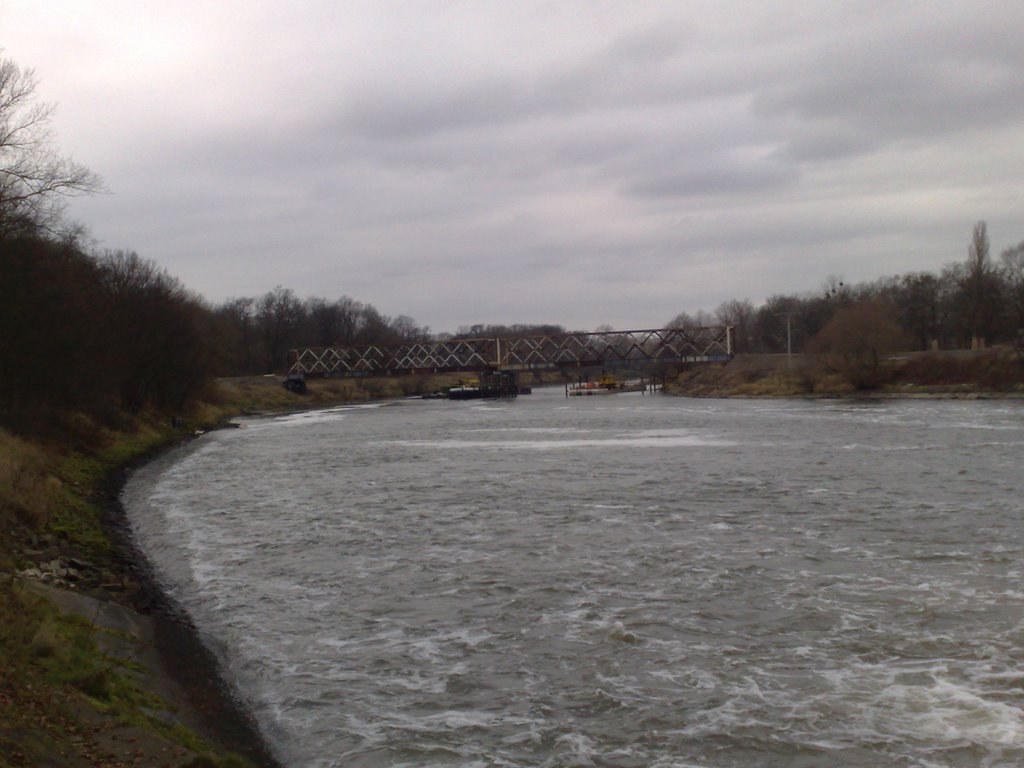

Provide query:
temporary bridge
left=288, top=326, right=733, bottom=377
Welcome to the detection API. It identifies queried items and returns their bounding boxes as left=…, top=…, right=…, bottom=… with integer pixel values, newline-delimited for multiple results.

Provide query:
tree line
left=212, top=288, right=433, bottom=375
left=211, top=299, right=572, bottom=375
left=669, top=221, right=1024, bottom=358
left=7, top=212, right=1016, bottom=430
left=0, top=236, right=211, bottom=428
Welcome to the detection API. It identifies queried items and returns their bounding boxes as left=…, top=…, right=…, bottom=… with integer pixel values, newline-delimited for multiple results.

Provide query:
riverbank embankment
left=665, top=348, right=1024, bottom=398
left=1, top=369, right=483, bottom=767
left=1, top=374, right=418, bottom=768
left=2, top=397, right=284, bottom=766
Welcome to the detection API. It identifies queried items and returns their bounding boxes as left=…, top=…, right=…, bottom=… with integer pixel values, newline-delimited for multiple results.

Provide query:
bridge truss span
left=289, top=326, right=733, bottom=377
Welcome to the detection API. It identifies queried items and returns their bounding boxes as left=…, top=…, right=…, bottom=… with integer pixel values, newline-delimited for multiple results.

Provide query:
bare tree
left=753, top=295, right=802, bottom=353
left=821, top=275, right=849, bottom=302
left=0, top=52, right=100, bottom=234
left=97, top=250, right=210, bottom=413
left=307, top=297, right=345, bottom=347
left=355, top=304, right=396, bottom=345
left=216, top=297, right=260, bottom=373
left=715, top=299, right=755, bottom=353
left=1001, top=241, right=1024, bottom=340
left=390, top=314, right=430, bottom=343
left=306, top=295, right=376, bottom=346
left=809, top=301, right=908, bottom=389
left=333, top=296, right=365, bottom=344
left=894, top=272, right=941, bottom=350
left=258, top=286, right=306, bottom=372
left=663, top=311, right=690, bottom=329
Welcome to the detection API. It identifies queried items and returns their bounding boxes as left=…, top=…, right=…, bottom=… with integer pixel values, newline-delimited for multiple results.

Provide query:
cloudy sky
left=5, top=1, right=1023, bottom=333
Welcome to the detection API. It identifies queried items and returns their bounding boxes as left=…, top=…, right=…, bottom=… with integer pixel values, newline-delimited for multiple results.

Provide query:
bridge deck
left=289, top=326, right=733, bottom=377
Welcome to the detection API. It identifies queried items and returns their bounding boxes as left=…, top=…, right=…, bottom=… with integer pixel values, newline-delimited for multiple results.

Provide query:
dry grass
left=894, top=350, right=1024, bottom=391
left=670, top=362, right=810, bottom=397
left=211, top=373, right=468, bottom=416
left=0, top=403, right=267, bottom=766
left=668, top=349, right=1024, bottom=397
left=0, top=429, right=60, bottom=529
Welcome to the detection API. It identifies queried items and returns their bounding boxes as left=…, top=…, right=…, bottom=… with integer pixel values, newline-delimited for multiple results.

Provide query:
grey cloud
left=338, top=18, right=753, bottom=143
left=753, top=10, right=1024, bottom=162
left=628, top=157, right=799, bottom=199
left=771, top=124, right=875, bottom=164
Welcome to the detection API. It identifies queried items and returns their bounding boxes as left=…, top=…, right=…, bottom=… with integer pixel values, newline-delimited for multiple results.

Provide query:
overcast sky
left=5, top=1, right=1023, bottom=333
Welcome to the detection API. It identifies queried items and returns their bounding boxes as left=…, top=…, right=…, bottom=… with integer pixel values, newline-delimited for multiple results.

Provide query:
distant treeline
left=213, top=293, right=564, bottom=374
left=4, top=219, right=1024, bottom=432
left=0, top=230, right=425, bottom=431
left=0, top=222, right=572, bottom=432
left=0, top=232, right=212, bottom=429
left=217, top=218, right=1024, bottom=373
left=669, top=221, right=1024, bottom=357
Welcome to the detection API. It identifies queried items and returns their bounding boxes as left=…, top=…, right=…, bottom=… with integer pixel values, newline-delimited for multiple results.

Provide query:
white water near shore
left=124, top=392, right=1024, bottom=767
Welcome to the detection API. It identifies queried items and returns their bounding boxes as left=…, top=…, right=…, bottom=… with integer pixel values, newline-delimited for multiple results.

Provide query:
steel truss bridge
left=289, top=326, right=733, bottom=377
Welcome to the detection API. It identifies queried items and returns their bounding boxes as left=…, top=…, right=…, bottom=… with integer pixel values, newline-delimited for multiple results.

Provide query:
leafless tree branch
left=0, top=51, right=101, bottom=234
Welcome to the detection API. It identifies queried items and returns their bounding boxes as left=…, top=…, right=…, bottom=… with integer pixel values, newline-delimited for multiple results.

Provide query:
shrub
left=0, top=428, right=58, bottom=527
left=809, top=302, right=908, bottom=389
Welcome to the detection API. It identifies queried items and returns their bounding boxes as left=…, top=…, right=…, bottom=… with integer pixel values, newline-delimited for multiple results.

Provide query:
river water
left=122, top=389, right=1024, bottom=767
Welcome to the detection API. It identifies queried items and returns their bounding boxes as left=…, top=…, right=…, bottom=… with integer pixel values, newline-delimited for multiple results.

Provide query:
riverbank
left=1, top=369, right=491, bottom=766
left=664, top=348, right=1024, bottom=398
left=1, top=375, right=412, bottom=768
left=1, top=413, right=278, bottom=765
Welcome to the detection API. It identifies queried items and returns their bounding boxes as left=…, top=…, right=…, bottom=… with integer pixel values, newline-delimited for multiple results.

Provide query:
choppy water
left=123, top=390, right=1024, bottom=767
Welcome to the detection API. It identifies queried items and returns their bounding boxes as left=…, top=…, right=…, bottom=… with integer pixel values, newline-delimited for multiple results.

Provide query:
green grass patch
left=0, top=391, right=297, bottom=766
left=0, top=583, right=253, bottom=766
left=3, top=588, right=135, bottom=706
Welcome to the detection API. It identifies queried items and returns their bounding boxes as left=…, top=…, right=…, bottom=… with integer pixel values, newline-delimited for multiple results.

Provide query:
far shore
left=663, top=348, right=1024, bottom=400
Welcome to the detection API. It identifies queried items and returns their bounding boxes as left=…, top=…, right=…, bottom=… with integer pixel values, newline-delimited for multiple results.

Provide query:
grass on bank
left=668, top=348, right=1024, bottom=397
left=0, top=385, right=294, bottom=768
left=0, top=578, right=249, bottom=768
left=0, top=412, right=177, bottom=572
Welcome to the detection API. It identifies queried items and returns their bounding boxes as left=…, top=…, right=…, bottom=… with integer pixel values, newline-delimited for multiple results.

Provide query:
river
left=122, top=389, right=1024, bottom=767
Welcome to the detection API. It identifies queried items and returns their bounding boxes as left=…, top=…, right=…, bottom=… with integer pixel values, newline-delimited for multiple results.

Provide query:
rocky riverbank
left=1, top=416, right=284, bottom=767
left=0, top=375, right=352, bottom=767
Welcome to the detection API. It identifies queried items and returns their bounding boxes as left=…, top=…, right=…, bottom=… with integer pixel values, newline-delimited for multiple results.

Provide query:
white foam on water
left=874, top=677, right=1024, bottom=747
left=840, top=442, right=946, bottom=452
left=605, top=620, right=642, bottom=644
left=316, top=627, right=408, bottom=652
left=552, top=732, right=599, bottom=762
left=409, top=708, right=504, bottom=731
left=387, top=435, right=734, bottom=450
left=258, top=409, right=349, bottom=429
left=648, top=759, right=712, bottom=768
left=243, top=401, right=392, bottom=431
left=462, top=426, right=592, bottom=434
